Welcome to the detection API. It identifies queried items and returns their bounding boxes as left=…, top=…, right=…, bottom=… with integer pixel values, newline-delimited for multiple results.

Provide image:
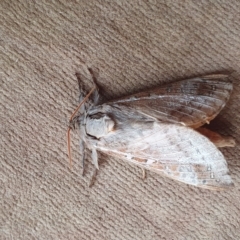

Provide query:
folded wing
left=108, top=74, right=233, bottom=128
left=93, top=118, right=233, bottom=190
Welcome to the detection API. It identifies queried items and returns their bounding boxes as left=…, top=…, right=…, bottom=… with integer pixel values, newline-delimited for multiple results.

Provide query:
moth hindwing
left=68, top=70, right=234, bottom=190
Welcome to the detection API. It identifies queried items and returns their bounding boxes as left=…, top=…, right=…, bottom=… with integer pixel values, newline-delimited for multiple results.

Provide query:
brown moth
left=68, top=69, right=235, bottom=190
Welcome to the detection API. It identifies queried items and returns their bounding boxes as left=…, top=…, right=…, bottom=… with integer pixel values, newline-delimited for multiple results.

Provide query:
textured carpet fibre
left=1, top=1, right=240, bottom=239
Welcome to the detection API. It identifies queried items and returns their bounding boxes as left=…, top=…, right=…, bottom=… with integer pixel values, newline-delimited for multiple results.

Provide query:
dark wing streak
left=140, top=105, right=182, bottom=121
left=176, top=96, right=226, bottom=110
left=132, top=110, right=163, bottom=122
left=156, top=86, right=230, bottom=96
left=193, top=77, right=232, bottom=85
left=163, top=95, right=228, bottom=108
left=161, top=94, right=227, bottom=104
left=134, top=102, right=214, bottom=127
left=112, top=94, right=229, bottom=121
left=153, top=99, right=225, bottom=120
left=132, top=95, right=230, bottom=127
left=166, top=82, right=232, bottom=91
left=152, top=102, right=214, bottom=118
left=151, top=106, right=195, bottom=118
left=138, top=97, right=220, bottom=115
left=110, top=78, right=232, bottom=104
left=135, top=106, right=178, bottom=119
left=185, top=94, right=230, bottom=104
left=143, top=104, right=204, bottom=120
left=163, top=78, right=232, bottom=89
left=113, top=93, right=229, bottom=104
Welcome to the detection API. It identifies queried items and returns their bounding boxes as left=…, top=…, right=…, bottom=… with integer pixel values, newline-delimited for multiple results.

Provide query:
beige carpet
left=1, top=1, right=240, bottom=239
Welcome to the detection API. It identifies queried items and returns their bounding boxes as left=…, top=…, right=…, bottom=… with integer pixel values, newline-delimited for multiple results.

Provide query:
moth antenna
left=89, top=168, right=98, bottom=187
left=69, top=86, right=96, bottom=122
left=67, top=86, right=96, bottom=168
left=142, top=168, right=146, bottom=179
left=67, top=128, right=72, bottom=168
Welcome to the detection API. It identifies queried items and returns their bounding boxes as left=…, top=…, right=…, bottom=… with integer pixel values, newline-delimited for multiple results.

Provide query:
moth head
left=86, top=114, right=115, bottom=139
left=69, top=115, right=81, bottom=130
left=67, top=86, right=96, bottom=168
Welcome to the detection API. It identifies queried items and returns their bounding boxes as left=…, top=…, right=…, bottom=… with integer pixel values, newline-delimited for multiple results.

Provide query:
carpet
left=1, top=1, right=240, bottom=239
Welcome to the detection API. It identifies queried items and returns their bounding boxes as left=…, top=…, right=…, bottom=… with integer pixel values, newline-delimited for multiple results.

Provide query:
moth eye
left=202, top=180, right=207, bottom=184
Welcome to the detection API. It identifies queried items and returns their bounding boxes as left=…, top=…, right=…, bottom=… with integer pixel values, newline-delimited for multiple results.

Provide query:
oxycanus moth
left=67, top=69, right=235, bottom=190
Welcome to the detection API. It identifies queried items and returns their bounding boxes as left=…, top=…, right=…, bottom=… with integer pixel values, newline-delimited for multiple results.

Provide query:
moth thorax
left=86, top=114, right=115, bottom=139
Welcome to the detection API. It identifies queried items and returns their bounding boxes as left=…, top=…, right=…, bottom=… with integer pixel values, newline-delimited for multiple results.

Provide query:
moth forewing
left=70, top=70, right=234, bottom=190
left=106, top=74, right=233, bottom=129
left=90, top=119, right=233, bottom=190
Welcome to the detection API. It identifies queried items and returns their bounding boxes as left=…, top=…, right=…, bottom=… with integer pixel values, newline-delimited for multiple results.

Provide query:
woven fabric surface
left=1, top=1, right=240, bottom=239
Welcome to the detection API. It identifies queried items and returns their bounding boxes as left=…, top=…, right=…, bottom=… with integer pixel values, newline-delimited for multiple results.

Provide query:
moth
left=67, top=69, right=235, bottom=190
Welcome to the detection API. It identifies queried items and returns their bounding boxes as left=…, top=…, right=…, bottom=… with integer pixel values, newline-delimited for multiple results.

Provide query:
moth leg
left=88, top=67, right=110, bottom=105
left=89, top=148, right=99, bottom=187
left=142, top=168, right=146, bottom=179
left=75, top=72, right=87, bottom=96
left=197, top=127, right=236, bottom=148
left=80, top=143, right=87, bottom=176
left=78, top=139, right=85, bottom=175
left=75, top=70, right=99, bottom=107
left=92, top=87, right=100, bottom=105
left=91, top=148, right=99, bottom=169
left=89, top=168, right=98, bottom=188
